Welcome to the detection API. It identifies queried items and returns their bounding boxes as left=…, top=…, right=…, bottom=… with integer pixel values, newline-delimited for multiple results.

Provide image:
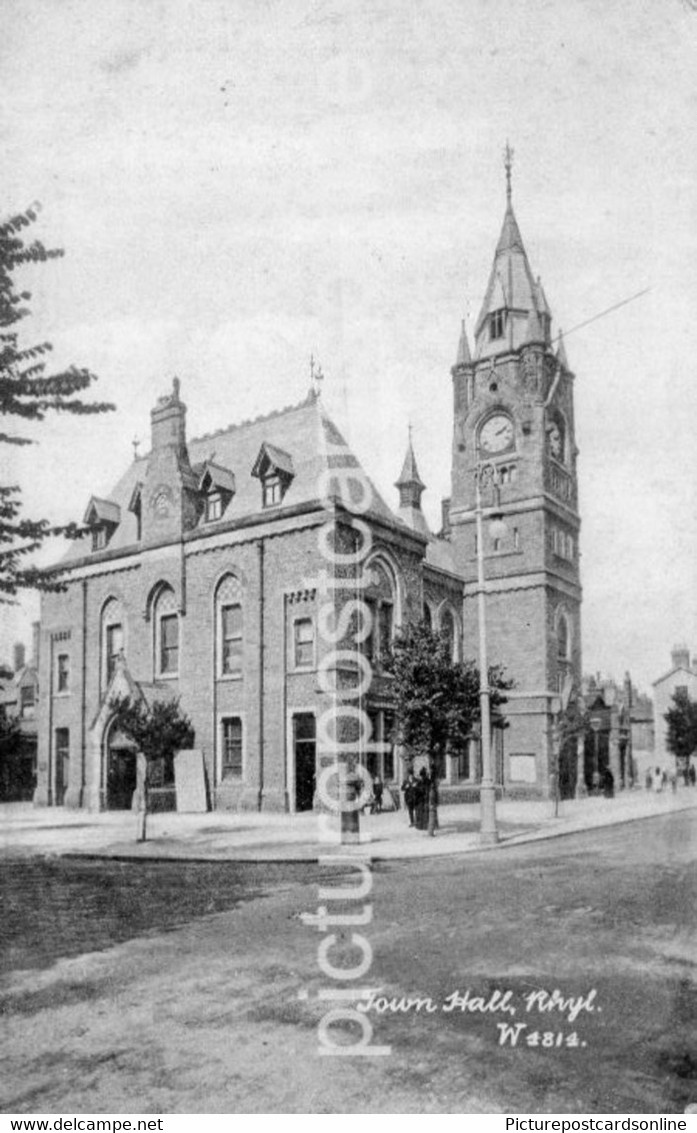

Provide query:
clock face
left=479, top=414, right=514, bottom=455
left=548, top=423, right=563, bottom=461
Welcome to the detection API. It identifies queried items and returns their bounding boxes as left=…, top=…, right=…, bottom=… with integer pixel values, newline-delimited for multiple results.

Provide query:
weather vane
left=504, top=140, right=514, bottom=202
left=309, top=353, right=324, bottom=396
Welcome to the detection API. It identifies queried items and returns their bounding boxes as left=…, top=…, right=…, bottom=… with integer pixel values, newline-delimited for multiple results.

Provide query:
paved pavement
left=1, top=784, right=696, bottom=861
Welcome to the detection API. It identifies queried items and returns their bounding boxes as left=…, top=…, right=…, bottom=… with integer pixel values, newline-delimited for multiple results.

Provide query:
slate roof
left=474, top=200, right=553, bottom=361
left=58, top=393, right=400, bottom=565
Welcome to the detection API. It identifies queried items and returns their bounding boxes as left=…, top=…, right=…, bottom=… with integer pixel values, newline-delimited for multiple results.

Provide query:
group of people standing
left=401, top=767, right=438, bottom=834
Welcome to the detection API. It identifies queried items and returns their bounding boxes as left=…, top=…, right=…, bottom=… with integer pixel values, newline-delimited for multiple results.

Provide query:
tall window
left=106, top=623, right=123, bottom=684
left=216, top=575, right=244, bottom=678
left=557, top=615, right=569, bottom=663
left=293, top=617, right=315, bottom=668
left=378, top=602, right=393, bottom=657
left=160, top=616, right=178, bottom=674
left=221, top=604, right=243, bottom=676
left=490, top=309, right=505, bottom=340
left=20, top=683, right=36, bottom=717
left=363, top=561, right=398, bottom=667
left=221, top=717, right=243, bottom=779
left=440, top=607, right=458, bottom=662
left=154, top=587, right=179, bottom=677
left=56, top=653, right=70, bottom=693
left=102, top=598, right=126, bottom=690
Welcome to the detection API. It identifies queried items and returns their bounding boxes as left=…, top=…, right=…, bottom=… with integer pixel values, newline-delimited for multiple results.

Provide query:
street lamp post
left=474, top=462, right=507, bottom=846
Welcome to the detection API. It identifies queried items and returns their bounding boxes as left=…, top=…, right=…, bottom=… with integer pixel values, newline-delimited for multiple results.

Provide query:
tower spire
left=395, top=429, right=429, bottom=536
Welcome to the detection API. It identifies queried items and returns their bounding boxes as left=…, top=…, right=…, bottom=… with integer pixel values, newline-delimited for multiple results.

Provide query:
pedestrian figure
left=414, top=768, right=429, bottom=830
left=602, top=766, right=614, bottom=799
left=591, top=769, right=601, bottom=796
left=645, top=769, right=652, bottom=791
left=669, top=768, right=677, bottom=794
left=371, top=774, right=384, bottom=814
left=689, top=764, right=696, bottom=788
left=653, top=767, right=663, bottom=793
left=401, top=770, right=418, bottom=826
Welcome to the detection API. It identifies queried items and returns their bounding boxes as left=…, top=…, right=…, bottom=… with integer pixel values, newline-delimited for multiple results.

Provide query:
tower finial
left=309, top=353, right=324, bottom=398
left=504, top=140, right=514, bottom=203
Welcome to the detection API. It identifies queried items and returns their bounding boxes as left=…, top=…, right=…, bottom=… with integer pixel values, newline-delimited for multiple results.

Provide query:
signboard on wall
left=509, top=753, right=537, bottom=783
left=174, top=749, right=208, bottom=812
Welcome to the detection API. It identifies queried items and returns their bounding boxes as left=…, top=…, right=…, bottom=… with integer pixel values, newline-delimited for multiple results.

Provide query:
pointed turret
left=395, top=432, right=429, bottom=537
left=454, top=318, right=472, bottom=366
left=474, top=146, right=553, bottom=360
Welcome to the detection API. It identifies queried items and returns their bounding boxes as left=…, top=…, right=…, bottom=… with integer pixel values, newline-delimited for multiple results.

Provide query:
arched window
left=154, top=586, right=179, bottom=678
left=216, top=574, right=243, bottom=679
left=439, top=606, right=460, bottom=662
left=364, top=560, right=396, bottom=665
left=423, top=603, right=433, bottom=629
left=101, top=597, right=125, bottom=689
left=557, top=613, right=570, bottom=663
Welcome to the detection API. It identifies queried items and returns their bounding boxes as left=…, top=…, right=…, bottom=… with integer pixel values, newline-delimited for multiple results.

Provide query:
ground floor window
left=293, top=712, right=316, bottom=812
left=221, top=717, right=243, bottom=779
left=54, top=728, right=70, bottom=806
left=364, top=708, right=397, bottom=782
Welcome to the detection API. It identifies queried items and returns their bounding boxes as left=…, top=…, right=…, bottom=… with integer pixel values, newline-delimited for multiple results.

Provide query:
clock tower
left=449, top=150, right=582, bottom=798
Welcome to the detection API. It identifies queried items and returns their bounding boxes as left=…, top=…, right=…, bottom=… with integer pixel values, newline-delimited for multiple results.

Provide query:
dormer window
left=84, top=497, right=121, bottom=554
left=198, top=462, right=235, bottom=524
left=206, top=492, right=223, bottom=522
left=92, top=527, right=108, bottom=552
left=251, top=443, right=294, bottom=509
left=490, top=309, right=506, bottom=340
left=263, top=476, right=283, bottom=507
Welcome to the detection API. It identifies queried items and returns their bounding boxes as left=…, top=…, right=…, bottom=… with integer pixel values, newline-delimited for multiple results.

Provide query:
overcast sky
left=1, top=0, right=696, bottom=693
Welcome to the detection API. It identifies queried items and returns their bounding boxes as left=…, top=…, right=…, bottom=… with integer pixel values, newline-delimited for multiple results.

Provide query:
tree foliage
left=664, top=688, right=697, bottom=764
left=109, top=694, right=195, bottom=777
left=384, top=621, right=513, bottom=768
left=0, top=702, right=22, bottom=782
left=1, top=202, right=114, bottom=599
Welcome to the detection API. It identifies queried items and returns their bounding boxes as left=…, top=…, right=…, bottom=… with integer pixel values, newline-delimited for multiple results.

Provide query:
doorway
left=293, top=713, right=316, bottom=812
left=106, top=724, right=137, bottom=810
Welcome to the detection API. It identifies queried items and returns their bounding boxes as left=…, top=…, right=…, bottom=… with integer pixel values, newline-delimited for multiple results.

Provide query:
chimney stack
left=13, top=642, right=25, bottom=672
left=671, top=644, right=690, bottom=671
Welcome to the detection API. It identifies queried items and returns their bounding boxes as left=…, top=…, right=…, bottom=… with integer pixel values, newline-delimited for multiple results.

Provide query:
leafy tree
left=664, top=688, right=697, bottom=767
left=1, top=202, right=114, bottom=599
left=109, top=694, right=195, bottom=840
left=0, top=703, right=23, bottom=801
left=384, top=621, right=512, bottom=774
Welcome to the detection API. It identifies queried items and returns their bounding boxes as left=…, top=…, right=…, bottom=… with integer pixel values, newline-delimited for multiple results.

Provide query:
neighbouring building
left=580, top=673, right=654, bottom=792
left=0, top=632, right=40, bottom=801
left=652, top=645, right=697, bottom=769
left=35, top=158, right=584, bottom=811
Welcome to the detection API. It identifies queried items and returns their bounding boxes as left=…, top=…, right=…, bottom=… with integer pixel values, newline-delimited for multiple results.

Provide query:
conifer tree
left=1, top=202, right=114, bottom=599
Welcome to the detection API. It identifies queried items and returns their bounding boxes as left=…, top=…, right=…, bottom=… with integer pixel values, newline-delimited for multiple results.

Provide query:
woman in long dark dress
left=414, top=768, right=429, bottom=830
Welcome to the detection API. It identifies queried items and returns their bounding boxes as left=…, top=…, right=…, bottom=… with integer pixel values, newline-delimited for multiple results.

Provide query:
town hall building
left=35, top=162, right=583, bottom=812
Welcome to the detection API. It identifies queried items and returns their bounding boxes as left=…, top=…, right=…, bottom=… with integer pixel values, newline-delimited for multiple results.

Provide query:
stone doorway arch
left=104, top=718, right=137, bottom=810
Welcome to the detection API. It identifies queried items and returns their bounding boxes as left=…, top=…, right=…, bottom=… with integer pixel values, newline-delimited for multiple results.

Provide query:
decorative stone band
left=462, top=571, right=581, bottom=601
